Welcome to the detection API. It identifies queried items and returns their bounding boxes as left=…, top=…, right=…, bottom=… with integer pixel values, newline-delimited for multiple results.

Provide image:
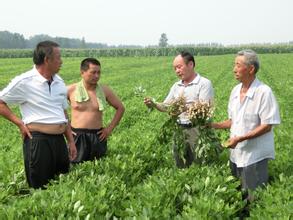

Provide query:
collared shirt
left=164, top=73, right=214, bottom=124
left=228, top=78, right=280, bottom=167
left=0, top=66, right=68, bottom=125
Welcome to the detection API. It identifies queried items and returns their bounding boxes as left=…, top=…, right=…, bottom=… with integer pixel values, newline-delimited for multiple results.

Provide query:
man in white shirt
left=211, top=50, right=280, bottom=199
left=0, top=41, right=77, bottom=189
left=144, top=51, right=214, bottom=168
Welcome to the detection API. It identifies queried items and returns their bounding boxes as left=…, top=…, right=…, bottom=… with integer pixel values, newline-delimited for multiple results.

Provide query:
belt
left=29, top=131, right=63, bottom=137
left=177, top=123, right=193, bottom=128
left=71, top=127, right=103, bottom=134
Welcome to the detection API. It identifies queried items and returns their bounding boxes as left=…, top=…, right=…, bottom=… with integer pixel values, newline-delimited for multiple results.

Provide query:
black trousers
left=23, top=132, right=69, bottom=189
left=71, top=127, right=107, bottom=164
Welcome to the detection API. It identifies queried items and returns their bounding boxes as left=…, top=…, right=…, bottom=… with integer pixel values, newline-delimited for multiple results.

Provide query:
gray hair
left=237, top=49, right=260, bottom=74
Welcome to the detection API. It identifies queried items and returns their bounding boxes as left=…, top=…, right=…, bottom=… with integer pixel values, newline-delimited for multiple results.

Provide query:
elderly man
left=0, top=41, right=77, bottom=189
left=67, top=58, right=125, bottom=163
left=144, top=51, right=214, bottom=168
left=211, top=49, right=280, bottom=199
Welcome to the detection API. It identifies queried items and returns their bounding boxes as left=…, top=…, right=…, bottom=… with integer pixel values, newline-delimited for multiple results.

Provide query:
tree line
left=0, top=31, right=142, bottom=49
left=1, top=45, right=293, bottom=59
left=1, top=31, right=293, bottom=55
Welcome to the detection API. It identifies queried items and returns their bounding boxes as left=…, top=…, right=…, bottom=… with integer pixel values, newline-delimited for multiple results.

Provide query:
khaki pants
left=173, top=127, right=199, bottom=168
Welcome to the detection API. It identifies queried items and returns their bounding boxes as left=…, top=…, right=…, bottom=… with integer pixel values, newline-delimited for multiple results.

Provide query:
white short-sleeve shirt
left=228, top=78, right=281, bottom=167
left=0, top=66, right=68, bottom=125
left=164, top=73, right=214, bottom=124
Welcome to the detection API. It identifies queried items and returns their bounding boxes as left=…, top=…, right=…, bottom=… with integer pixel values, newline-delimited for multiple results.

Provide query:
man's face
left=47, top=47, right=62, bottom=74
left=173, top=55, right=194, bottom=81
left=233, top=56, right=254, bottom=82
left=81, top=63, right=101, bottom=85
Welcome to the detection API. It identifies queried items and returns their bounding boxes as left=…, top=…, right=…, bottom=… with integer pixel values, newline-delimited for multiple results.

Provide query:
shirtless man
left=67, top=58, right=125, bottom=163
left=0, top=41, right=77, bottom=189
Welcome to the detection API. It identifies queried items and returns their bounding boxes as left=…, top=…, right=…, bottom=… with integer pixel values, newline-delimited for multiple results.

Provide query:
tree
left=81, top=37, right=86, bottom=48
left=159, top=33, right=168, bottom=47
left=0, top=31, right=26, bottom=49
left=27, top=34, right=54, bottom=48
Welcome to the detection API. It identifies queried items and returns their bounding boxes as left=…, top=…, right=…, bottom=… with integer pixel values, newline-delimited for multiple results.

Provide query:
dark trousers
left=23, top=132, right=69, bottom=189
left=71, top=128, right=107, bottom=164
left=230, top=159, right=269, bottom=190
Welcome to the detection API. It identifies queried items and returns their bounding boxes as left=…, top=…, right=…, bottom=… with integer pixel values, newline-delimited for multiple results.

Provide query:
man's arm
left=66, top=84, right=77, bottom=135
left=144, top=83, right=176, bottom=112
left=227, top=87, right=280, bottom=148
left=227, top=124, right=272, bottom=148
left=98, top=86, right=125, bottom=141
left=66, top=84, right=75, bottom=101
left=63, top=110, right=77, bottom=161
left=0, top=100, right=32, bottom=139
left=211, top=119, right=232, bottom=129
left=199, top=79, right=214, bottom=102
left=144, top=98, right=168, bottom=112
left=144, top=83, right=177, bottom=113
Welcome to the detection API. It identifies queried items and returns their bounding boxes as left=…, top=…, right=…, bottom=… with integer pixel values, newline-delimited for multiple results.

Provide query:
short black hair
left=179, top=51, right=195, bottom=67
left=80, top=58, right=101, bottom=71
left=33, top=41, right=60, bottom=65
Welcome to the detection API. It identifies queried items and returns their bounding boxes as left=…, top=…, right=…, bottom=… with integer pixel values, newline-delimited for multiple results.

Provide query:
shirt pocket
left=243, top=113, right=260, bottom=130
left=185, top=87, right=199, bottom=102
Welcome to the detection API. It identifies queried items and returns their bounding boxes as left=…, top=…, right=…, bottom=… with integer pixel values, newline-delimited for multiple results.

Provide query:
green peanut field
left=0, top=54, right=292, bottom=219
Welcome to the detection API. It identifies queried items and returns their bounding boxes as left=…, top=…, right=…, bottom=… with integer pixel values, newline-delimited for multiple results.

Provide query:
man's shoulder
left=255, top=83, right=274, bottom=99
left=100, top=84, right=111, bottom=96
left=171, top=81, right=181, bottom=88
left=198, top=75, right=213, bottom=87
left=256, top=81, right=272, bottom=92
left=54, top=74, right=65, bottom=82
left=200, top=76, right=211, bottom=83
left=9, top=69, right=36, bottom=85
left=67, top=83, right=77, bottom=95
left=100, top=84, right=107, bottom=89
left=0, top=69, right=36, bottom=97
left=232, top=83, right=241, bottom=90
left=229, top=83, right=241, bottom=97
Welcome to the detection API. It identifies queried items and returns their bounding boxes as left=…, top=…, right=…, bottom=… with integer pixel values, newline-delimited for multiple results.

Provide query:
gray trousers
left=173, top=127, right=199, bottom=168
left=230, top=159, right=269, bottom=190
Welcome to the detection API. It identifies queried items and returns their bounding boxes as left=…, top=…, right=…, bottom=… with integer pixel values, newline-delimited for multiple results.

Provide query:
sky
left=1, top=0, right=293, bottom=46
